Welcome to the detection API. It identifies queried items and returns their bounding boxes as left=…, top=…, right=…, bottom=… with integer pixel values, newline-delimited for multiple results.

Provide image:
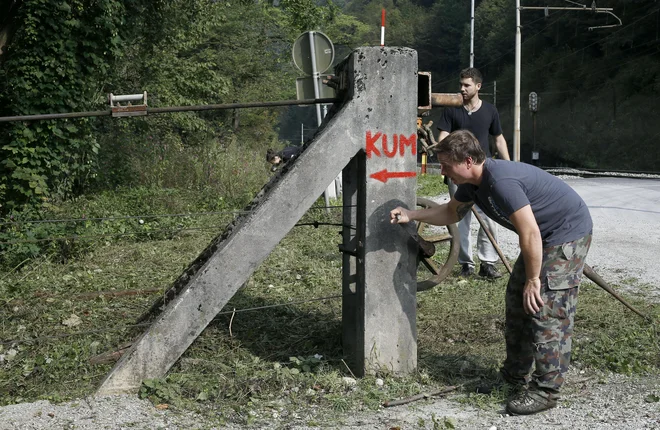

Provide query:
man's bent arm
left=390, top=198, right=471, bottom=226
left=494, top=134, right=510, bottom=161
left=509, top=204, right=544, bottom=314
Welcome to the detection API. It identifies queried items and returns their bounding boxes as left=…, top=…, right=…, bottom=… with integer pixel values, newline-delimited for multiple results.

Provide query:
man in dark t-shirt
left=430, top=67, right=510, bottom=280
left=390, top=130, right=593, bottom=416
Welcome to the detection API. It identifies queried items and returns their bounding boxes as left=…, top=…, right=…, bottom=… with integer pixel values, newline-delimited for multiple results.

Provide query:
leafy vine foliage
left=0, top=0, right=124, bottom=211
left=0, top=0, right=347, bottom=216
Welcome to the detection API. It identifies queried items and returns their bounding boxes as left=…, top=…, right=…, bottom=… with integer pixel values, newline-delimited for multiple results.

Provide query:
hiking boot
left=479, top=263, right=502, bottom=279
left=506, top=387, right=558, bottom=415
left=459, top=263, right=475, bottom=277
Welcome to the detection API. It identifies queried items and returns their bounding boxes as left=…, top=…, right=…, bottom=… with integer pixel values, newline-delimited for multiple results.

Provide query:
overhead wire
left=482, top=39, right=660, bottom=98
left=433, top=6, right=658, bottom=92
left=496, top=6, right=660, bottom=86
left=431, top=9, right=571, bottom=89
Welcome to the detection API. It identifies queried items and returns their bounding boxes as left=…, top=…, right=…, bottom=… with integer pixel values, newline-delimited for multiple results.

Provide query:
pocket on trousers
left=546, top=273, right=579, bottom=291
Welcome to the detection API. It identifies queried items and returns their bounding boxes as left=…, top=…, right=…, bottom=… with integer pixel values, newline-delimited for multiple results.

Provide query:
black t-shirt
left=436, top=101, right=503, bottom=157
left=455, top=159, right=593, bottom=246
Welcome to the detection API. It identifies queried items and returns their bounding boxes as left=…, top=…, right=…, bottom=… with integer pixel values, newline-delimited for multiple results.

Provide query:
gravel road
left=1, top=176, right=658, bottom=429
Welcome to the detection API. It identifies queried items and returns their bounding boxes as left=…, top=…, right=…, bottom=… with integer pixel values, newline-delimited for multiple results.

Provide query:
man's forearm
left=495, top=135, right=510, bottom=161
left=407, top=204, right=461, bottom=227
left=519, top=230, right=543, bottom=281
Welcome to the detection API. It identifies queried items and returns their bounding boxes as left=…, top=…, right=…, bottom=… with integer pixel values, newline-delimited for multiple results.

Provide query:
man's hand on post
left=522, top=277, right=544, bottom=314
left=390, top=207, right=411, bottom=224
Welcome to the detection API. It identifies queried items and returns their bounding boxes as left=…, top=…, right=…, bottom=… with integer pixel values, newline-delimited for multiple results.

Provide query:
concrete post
left=97, top=47, right=418, bottom=394
left=341, top=48, right=419, bottom=376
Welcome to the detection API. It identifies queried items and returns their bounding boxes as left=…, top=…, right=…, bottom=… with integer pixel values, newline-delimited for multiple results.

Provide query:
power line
left=502, top=7, right=660, bottom=84
left=435, top=6, right=658, bottom=91
left=431, top=9, right=571, bottom=88
left=486, top=40, right=660, bottom=97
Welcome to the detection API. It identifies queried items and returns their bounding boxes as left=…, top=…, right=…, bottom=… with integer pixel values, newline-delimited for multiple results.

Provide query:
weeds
left=417, top=172, right=447, bottom=197
left=0, top=186, right=658, bottom=427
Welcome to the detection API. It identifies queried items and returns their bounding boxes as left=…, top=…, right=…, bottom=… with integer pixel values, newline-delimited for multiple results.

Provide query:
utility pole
left=513, top=1, right=621, bottom=162
left=470, top=0, right=475, bottom=67
left=514, top=0, right=521, bottom=161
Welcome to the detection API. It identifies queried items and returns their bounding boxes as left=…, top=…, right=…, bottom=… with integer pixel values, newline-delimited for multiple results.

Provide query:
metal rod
left=431, top=93, right=463, bottom=107
left=0, top=98, right=339, bottom=123
left=472, top=206, right=650, bottom=322
left=470, top=207, right=513, bottom=273
left=583, top=264, right=651, bottom=321
left=0, top=110, right=111, bottom=122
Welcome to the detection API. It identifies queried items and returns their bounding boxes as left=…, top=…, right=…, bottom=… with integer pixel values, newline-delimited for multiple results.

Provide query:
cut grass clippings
left=0, top=180, right=658, bottom=427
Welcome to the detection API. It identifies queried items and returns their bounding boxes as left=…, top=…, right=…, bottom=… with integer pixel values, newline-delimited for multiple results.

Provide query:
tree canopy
left=1, top=0, right=658, bottom=213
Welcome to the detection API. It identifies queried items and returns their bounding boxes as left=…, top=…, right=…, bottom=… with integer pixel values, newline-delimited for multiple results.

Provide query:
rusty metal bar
left=0, top=98, right=340, bottom=123
left=431, top=93, right=463, bottom=107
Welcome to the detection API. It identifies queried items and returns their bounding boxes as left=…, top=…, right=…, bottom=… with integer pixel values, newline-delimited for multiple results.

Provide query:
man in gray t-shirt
left=454, top=158, right=592, bottom=247
left=390, top=130, right=593, bottom=416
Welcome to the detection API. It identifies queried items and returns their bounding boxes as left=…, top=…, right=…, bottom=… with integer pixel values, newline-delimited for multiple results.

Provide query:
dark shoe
left=479, top=263, right=502, bottom=279
left=506, top=388, right=558, bottom=415
left=459, top=263, right=475, bottom=277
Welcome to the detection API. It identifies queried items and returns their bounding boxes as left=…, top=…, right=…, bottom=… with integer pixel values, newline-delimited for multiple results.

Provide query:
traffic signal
left=529, top=91, right=539, bottom=112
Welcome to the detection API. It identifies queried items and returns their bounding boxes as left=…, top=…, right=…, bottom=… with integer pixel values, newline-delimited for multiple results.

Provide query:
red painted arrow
left=370, top=169, right=417, bottom=183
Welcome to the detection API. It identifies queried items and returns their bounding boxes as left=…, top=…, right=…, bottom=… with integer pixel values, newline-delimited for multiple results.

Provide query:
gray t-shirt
left=454, top=159, right=593, bottom=247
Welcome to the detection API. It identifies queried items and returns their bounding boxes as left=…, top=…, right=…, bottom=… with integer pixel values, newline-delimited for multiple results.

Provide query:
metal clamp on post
left=108, top=92, right=148, bottom=117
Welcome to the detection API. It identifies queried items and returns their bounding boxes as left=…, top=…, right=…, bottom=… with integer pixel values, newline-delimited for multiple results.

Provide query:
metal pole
left=470, top=0, right=475, bottom=67
left=0, top=98, right=339, bottom=123
left=493, top=80, right=497, bottom=108
left=514, top=0, right=522, bottom=162
left=533, top=112, right=537, bottom=163
left=308, top=31, right=333, bottom=208
left=308, top=32, right=323, bottom=127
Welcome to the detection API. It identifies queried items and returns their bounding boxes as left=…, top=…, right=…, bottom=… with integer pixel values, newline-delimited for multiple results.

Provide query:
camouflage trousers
left=503, top=232, right=592, bottom=394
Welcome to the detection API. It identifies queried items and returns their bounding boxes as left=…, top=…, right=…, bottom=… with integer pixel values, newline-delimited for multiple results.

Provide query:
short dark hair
left=459, top=67, right=483, bottom=84
left=436, top=130, right=486, bottom=164
left=266, top=149, right=278, bottom=163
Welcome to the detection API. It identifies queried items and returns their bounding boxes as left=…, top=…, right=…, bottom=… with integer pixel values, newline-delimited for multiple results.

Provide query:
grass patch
left=0, top=187, right=658, bottom=426
left=417, top=173, right=448, bottom=197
